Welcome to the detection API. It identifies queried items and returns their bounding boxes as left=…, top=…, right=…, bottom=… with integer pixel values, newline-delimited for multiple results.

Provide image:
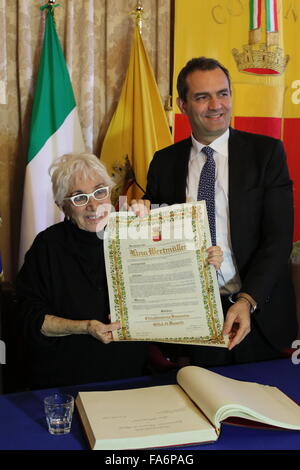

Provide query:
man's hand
left=207, top=246, right=223, bottom=270
left=87, top=320, right=121, bottom=344
left=129, top=199, right=151, bottom=217
left=120, top=199, right=150, bottom=217
left=222, top=299, right=251, bottom=350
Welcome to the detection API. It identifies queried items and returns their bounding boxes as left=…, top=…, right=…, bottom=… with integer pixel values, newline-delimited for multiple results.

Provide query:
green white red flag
left=19, top=6, right=85, bottom=266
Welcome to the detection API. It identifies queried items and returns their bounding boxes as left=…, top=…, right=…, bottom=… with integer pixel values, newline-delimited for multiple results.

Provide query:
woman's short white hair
left=49, top=153, right=115, bottom=208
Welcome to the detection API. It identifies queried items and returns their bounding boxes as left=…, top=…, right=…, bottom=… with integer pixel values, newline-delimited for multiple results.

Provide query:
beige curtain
left=0, top=0, right=171, bottom=282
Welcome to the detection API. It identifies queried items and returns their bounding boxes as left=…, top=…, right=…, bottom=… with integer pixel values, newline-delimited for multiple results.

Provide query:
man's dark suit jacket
left=144, top=127, right=297, bottom=351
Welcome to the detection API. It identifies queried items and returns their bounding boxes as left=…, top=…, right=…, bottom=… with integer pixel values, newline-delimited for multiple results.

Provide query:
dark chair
left=0, top=283, right=29, bottom=393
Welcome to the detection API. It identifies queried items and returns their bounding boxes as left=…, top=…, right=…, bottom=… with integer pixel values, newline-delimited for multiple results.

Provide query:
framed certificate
left=104, top=202, right=227, bottom=347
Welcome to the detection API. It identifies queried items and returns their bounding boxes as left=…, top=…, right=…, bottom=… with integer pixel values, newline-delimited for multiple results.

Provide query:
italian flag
left=250, top=0, right=262, bottom=30
left=250, top=0, right=278, bottom=32
left=266, top=0, right=278, bottom=32
left=19, top=8, right=85, bottom=266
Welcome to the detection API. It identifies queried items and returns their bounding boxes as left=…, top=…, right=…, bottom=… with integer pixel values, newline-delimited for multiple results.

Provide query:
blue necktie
left=197, top=146, right=216, bottom=246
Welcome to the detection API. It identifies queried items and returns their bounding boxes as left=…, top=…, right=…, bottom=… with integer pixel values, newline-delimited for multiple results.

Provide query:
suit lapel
left=173, top=137, right=191, bottom=203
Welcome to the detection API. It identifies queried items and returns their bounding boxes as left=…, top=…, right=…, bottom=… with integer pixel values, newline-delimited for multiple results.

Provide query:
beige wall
left=0, top=0, right=171, bottom=281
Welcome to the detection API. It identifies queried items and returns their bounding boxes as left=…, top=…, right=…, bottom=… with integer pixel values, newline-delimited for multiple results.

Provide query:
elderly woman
left=17, top=153, right=148, bottom=389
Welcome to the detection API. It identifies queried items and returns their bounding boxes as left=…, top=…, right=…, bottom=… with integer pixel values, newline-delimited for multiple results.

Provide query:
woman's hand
left=207, top=245, right=223, bottom=270
left=87, top=320, right=121, bottom=344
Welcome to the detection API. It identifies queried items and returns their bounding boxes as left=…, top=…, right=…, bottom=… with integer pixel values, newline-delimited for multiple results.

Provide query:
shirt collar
left=191, top=129, right=229, bottom=159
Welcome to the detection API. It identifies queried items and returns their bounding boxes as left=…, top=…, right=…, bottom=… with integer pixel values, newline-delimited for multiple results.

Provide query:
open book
left=76, top=365, right=300, bottom=450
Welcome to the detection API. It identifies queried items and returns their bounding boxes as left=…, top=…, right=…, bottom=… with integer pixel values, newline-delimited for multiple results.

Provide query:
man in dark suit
left=143, top=57, right=297, bottom=365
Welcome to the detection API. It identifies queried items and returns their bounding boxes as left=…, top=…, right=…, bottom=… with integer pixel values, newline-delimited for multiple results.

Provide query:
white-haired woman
left=17, top=153, right=148, bottom=389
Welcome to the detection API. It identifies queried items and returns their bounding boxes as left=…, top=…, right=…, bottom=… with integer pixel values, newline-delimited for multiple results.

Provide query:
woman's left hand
left=87, top=320, right=121, bottom=344
left=207, top=245, right=223, bottom=270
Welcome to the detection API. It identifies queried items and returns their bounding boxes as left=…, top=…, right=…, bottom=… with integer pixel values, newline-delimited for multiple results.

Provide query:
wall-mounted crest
left=232, top=0, right=289, bottom=75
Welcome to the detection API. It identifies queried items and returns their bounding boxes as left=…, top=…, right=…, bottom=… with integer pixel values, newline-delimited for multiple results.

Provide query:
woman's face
left=63, top=172, right=112, bottom=232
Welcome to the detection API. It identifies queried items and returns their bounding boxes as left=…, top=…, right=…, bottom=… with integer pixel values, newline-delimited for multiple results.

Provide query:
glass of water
left=44, top=393, right=74, bottom=435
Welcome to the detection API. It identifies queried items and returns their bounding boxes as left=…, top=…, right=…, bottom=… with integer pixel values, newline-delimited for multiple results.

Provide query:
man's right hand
left=222, top=301, right=251, bottom=350
left=126, top=199, right=151, bottom=217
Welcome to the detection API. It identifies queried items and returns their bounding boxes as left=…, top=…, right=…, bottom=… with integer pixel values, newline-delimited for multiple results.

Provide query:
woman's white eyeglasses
left=64, top=186, right=109, bottom=207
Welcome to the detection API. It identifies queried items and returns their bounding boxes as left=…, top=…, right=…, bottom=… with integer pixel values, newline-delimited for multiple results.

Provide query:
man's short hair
left=177, top=57, right=231, bottom=102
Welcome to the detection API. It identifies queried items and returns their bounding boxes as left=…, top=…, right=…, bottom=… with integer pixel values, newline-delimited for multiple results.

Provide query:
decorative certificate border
left=105, top=203, right=226, bottom=346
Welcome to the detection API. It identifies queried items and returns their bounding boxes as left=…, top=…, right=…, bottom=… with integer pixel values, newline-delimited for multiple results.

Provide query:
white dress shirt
left=186, top=130, right=241, bottom=294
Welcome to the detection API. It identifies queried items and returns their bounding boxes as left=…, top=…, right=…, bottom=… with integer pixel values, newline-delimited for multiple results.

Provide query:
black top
left=16, top=220, right=148, bottom=389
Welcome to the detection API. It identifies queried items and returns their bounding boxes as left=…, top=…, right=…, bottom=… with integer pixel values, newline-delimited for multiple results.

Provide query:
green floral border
left=193, top=205, right=224, bottom=345
left=107, top=206, right=225, bottom=346
left=107, top=215, right=132, bottom=339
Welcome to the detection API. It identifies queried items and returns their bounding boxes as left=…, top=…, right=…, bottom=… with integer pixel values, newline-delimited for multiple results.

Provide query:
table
left=0, top=358, right=300, bottom=450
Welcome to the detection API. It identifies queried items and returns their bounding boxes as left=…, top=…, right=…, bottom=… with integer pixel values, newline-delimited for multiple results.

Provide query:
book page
left=76, top=385, right=218, bottom=450
left=177, top=366, right=300, bottom=430
left=104, top=202, right=227, bottom=347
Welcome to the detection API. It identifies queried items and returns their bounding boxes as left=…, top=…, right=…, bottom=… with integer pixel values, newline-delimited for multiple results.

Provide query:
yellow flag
left=100, top=26, right=172, bottom=202
left=173, top=0, right=300, bottom=241
left=173, top=0, right=290, bottom=130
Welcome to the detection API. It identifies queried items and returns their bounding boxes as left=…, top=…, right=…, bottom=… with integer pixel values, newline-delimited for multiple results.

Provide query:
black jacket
left=17, top=220, right=148, bottom=389
left=144, top=128, right=297, bottom=350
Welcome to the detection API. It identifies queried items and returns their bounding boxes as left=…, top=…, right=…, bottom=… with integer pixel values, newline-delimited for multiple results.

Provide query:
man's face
left=177, top=67, right=232, bottom=144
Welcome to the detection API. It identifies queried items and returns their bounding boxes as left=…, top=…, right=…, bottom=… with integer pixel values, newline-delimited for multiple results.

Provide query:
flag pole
left=131, top=1, right=144, bottom=34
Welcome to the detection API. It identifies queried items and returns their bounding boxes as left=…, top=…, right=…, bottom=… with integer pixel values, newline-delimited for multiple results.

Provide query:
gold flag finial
left=165, top=95, right=174, bottom=131
left=40, top=1, right=60, bottom=17
left=131, top=0, right=144, bottom=34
